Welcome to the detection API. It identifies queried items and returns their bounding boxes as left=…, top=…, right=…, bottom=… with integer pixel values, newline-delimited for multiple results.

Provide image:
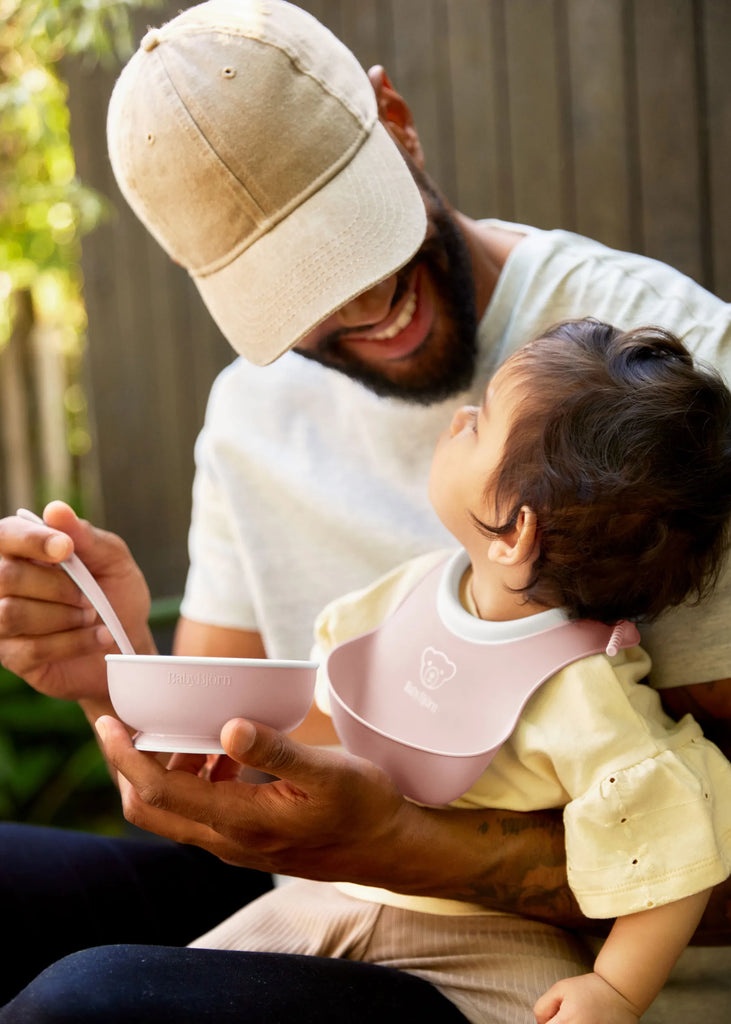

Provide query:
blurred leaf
left=0, top=694, right=89, bottom=732
left=0, top=661, right=120, bottom=831
left=0, top=600, right=180, bottom=831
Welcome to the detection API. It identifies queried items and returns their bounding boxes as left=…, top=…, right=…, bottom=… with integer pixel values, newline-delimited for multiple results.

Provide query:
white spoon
left=17, top=508, right=136, bottom=655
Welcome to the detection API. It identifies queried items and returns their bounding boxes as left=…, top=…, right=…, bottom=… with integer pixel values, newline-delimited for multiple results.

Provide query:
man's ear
left=367, top=65, right=425, bottom=168
left=487, top=507, right=538, bottom=567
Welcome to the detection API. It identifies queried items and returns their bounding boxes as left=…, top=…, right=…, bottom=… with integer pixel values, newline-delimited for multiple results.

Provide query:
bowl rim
left=106, top=655, right=318, bottom=669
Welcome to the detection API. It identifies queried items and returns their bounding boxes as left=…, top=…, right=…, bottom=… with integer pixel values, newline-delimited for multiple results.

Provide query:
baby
left=195, top=319, right=731, bottom=1024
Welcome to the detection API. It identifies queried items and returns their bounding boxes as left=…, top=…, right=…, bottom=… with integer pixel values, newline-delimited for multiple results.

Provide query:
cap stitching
left=196, top=130, right=370, bottom=278
left=200, top=136, right=394, bottom=311
left=155, top=41, right=267, bottom=225
left=154, top=22, right=375, bottom=127
left=152, top=29, right=374, bottom=277
left=196, top=134, right=425, bottom=359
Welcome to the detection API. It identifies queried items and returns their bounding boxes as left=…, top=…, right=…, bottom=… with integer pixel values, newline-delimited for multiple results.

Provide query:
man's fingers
left=0, top=511, right=74, bottom=563
left=96, top=716, right=285, bottom=868
left=0, top=624, right=112, bottom=682
left=98, top=718, right=207, bottom=826
left=26, top=501, right=136, bottom=584
left=0, top=557, right=92, bottom=609
left=98, top=715, right=196, bottom=802
left=166, top=751, right=211, bottom=774
left=114, top=772, right=232, bottom=853
left=221, top=717, right=334, bottom=788
left=0, top=594, right=96, bottom=640
left=97, top=715, right=261, bottom=826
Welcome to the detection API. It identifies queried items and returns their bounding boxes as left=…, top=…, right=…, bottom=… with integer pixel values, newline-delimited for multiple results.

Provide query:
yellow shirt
left=314, top=550, right=731, bottom=918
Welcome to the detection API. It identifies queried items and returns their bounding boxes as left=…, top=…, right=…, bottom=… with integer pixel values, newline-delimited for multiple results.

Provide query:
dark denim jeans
left=0, top=824, right=467, bottom=1023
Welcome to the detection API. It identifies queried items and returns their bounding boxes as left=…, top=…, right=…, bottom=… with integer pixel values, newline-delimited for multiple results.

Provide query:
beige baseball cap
left=107, top=0, right=427, bottom=365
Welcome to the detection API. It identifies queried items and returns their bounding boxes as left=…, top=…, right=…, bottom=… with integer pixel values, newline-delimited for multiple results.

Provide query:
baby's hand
left=534, top=971, right=640, bottom=1024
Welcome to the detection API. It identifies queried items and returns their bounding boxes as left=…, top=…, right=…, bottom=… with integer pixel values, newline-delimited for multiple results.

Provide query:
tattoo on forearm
left=498, top=813, right=565, bottom=840
left=459, top=810, right=588, bottom=925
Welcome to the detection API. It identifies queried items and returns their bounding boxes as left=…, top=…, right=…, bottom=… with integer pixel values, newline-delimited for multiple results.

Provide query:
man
left=0, top=1, right=728, bottom=1020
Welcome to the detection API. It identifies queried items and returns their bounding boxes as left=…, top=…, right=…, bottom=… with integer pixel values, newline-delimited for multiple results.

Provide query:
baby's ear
left=487, top=507, right=538, bottom=566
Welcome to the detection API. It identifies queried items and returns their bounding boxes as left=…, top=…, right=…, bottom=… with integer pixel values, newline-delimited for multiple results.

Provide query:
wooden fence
left=7, top=0, right=730, bottom=601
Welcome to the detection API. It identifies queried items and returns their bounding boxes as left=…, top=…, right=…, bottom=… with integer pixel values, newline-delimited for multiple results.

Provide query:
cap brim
left=192, top=122, right=427, bottom=365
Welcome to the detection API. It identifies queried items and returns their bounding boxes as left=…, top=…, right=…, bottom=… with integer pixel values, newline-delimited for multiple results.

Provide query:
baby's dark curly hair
left=489, top=318, right=731, bottom=623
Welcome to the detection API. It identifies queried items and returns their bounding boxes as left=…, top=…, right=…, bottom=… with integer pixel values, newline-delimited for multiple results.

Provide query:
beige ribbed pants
left=190, top=879, right=593, bottom=1023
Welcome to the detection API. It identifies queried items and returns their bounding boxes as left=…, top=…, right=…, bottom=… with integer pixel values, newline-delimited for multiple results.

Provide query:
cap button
left=141, top=29, right=161, bottom=52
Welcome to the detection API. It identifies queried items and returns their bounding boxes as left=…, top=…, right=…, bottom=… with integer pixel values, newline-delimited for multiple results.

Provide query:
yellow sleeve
left=564, top=734, right=731, bottom=917
left=513, top=651, right=731, bottom=918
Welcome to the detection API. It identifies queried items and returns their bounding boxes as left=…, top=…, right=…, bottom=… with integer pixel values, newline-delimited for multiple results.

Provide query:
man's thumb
left=221, top=717, right=327, bottom=787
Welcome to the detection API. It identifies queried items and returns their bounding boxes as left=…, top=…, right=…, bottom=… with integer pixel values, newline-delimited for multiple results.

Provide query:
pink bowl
left=107, top=654, right=317, bottom=753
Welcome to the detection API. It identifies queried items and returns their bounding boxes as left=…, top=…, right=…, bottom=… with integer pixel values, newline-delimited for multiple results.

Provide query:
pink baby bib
left=326, top=554, right=640, bottom=805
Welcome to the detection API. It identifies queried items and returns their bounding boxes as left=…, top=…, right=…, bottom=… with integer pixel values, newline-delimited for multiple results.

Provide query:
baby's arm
left=534, top=888, right=711, bottom=1023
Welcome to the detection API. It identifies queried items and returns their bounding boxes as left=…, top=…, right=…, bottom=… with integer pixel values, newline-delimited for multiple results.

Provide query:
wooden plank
left=502, top=0, right=570, bottom=230
left=390, top=0, right=456, bottom=201
left=32, top=325, right=72, bottom=503
left=298, top=0, right=330, bottom=30
left=632, top=0, right=705, bottom=282
left=317, top=0, right=344, bottom=42
left=446, top=0, right=511, bottom=220
left=702, top=0, right=731, bottom=300
left=0, top=292, right=35, bottom=514
left=134, top=235, right=193, bottom=593
left=339, top=0, right=396, bottom=75
left=565, top=0, right=635, bottom=252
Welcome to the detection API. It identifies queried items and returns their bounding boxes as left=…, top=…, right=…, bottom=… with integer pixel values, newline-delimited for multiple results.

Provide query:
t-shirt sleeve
left=564, top=736, right=731, bottom=918
left=521, top=654, right=731, bottom=918
left=640, top=555, right=731, bottom=689
left=179, top=422, right=259, bottom=632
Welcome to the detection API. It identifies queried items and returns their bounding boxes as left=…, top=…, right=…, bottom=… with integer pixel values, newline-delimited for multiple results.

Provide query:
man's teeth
left=369, top=289, right=417, bottom=340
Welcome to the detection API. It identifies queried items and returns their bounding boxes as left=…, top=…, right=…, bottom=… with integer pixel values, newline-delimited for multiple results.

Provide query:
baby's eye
left=468, top=408, right=478, bottom=433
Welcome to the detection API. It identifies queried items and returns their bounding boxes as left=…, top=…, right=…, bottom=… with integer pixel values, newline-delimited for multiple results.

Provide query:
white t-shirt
left=181, top=221, right=731, bottom=687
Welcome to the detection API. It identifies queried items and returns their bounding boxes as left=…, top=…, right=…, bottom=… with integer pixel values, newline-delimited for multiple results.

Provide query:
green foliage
left=0, top=662, right=123, bottom=832
left=0, top=596, right=181, bottom=831
left=12, top=0, right=164, bottom=68
left=0, top=0, right=163, bottom=345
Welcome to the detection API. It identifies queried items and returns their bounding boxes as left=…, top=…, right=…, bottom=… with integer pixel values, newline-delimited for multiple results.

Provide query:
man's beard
left=295, top=176, right=479, bottom=406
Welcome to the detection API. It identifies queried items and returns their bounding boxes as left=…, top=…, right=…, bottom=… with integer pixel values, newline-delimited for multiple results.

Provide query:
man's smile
left=338, top=266, right=435, bottom=363
left=294, top=163, right=479, bottom=404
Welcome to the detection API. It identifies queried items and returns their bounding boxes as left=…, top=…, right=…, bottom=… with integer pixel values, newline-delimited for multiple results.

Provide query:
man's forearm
left=370, top=802, right=730, bottom=942
left=351, top=802, right=590, bottom=927
left=98, top=716, right=731, bottom=943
